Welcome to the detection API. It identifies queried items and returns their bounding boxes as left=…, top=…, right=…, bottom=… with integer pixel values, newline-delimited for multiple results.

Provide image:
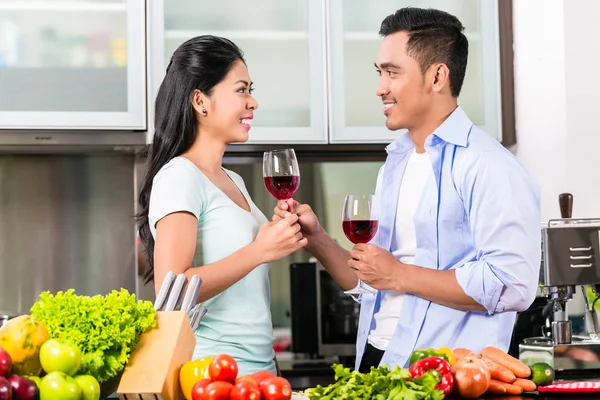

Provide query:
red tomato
left=260, top=377, right=292, bottom=400
left=251, top=371, right=275, bottom=387
left=208, top=354, right=238, bottom=383
left=231, top=380, right=262, bottom=400
left=191, top=379, right=212, bottom=400
left=236, top=375, right=259, bottom=386
left=201, top=381, right=234, bottom=400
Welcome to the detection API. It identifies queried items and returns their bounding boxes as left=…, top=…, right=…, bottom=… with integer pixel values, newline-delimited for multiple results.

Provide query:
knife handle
left=154, top=271, right=176, bottom=311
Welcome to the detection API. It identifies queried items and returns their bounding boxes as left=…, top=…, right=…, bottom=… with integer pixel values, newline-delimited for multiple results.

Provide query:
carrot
left=480, top=346, right=531, bottom=378
left=497, top=381, right=524, bottom=395
left=486, top=379, right=507, bottom=395
left=481, top=357, right=517, bottom=383
left=453, top=347, right=477, bottom=361
left=513, top=378, right=537, bottom=392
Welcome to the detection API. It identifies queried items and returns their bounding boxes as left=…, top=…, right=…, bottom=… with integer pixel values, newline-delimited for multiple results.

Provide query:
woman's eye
left=249, top=88, right=254, bottom=94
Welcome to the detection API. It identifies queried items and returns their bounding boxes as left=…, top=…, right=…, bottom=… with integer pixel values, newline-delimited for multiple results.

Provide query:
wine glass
left=263, top=149, right=300, bottom=201
left=342, top=194, right=378, bottom=296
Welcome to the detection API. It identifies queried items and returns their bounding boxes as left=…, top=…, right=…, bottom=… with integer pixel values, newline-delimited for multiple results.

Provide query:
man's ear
left=192, top=89, right=208, bottom=116
left=430, top=63, right=450, bottom=94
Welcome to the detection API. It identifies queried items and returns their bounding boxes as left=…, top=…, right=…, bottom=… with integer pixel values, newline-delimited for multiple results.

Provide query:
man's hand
left=348, top=243, right=403, bottom=291
left=272, top=199, right=323, bottom=249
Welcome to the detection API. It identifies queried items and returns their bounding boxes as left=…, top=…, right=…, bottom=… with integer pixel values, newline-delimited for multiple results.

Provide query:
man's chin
left=384, top=118, right=405, bottom=131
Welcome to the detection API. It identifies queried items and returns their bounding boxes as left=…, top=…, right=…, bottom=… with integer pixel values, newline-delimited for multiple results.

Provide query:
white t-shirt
left=368, top=150, right=434, bottom=351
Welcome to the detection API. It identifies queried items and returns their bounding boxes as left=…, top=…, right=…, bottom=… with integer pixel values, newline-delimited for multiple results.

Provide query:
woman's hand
left=253, top=213, right=308, bottom=264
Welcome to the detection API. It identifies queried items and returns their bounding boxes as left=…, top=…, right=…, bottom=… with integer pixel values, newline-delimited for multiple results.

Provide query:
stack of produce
left=302, top=346, right=555, bottom=399
left=0, top=288, right=157, bottom=400
left=451, top=346, right=554, bottom=398
left=180, top=354, right=293, bottom=400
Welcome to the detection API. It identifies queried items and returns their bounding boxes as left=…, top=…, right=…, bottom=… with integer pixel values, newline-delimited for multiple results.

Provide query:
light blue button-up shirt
left=355, top=106, right=541, bottom=370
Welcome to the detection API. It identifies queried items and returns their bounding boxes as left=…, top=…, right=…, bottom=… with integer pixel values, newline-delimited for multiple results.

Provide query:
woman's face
left=199, top=59, right=258, bottom=143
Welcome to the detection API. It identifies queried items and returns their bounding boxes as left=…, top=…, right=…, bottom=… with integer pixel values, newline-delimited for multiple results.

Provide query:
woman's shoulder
left=154, top=157, right=208, bottom=186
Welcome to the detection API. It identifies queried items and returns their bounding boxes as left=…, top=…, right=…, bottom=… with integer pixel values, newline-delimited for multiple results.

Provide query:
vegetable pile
left=304, top=363, right=446, bottom=400
left=30, top=289, right=156, bottom=383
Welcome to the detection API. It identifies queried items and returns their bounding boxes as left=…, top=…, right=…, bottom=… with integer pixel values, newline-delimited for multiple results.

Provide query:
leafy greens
left=31, top=288, right=156, bottom=383
left=304, top=364, right=445, bottom=400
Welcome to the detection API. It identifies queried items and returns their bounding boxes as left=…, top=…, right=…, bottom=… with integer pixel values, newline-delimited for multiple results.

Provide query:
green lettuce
left=30, top=288, right=156, bottom=383
left=304, top=364, right=444, bottom=400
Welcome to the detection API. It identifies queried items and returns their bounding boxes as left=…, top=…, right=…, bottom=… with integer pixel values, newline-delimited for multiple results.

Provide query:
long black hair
left=137, top=35, right=245, bottom=284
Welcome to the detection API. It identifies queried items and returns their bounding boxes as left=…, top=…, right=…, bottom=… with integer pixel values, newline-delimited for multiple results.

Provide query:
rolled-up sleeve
left=455, top=150, right=541, bottom=314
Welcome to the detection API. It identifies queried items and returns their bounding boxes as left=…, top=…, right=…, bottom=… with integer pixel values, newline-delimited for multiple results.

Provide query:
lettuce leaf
left=31, top=288, right=156, bottom=383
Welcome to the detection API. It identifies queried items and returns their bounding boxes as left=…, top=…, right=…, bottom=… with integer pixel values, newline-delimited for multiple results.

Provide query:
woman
left=137, top=35, right=307, bottom=375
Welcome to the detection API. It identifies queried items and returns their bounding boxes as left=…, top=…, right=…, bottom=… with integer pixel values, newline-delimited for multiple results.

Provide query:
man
left=273, top=7, right=541, bottom=372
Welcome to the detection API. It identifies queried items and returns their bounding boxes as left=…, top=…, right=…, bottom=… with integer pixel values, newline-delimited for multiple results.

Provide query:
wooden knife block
left=117, top=311, right=196, bottom=400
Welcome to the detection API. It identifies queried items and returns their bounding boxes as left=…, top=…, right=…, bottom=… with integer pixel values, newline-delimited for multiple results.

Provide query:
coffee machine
left=519, top=193, right=600, bottom=374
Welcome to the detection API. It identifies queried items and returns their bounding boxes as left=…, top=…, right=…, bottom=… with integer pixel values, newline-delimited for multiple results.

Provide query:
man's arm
left=307, top=229, right=359, bottom=291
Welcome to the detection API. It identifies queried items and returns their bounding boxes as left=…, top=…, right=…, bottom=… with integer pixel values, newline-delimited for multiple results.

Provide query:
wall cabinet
left=0, top=0, right=513, bottom=146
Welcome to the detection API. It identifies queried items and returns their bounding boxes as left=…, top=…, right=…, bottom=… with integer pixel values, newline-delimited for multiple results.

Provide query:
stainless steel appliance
left=289, top=261, right=358, bottom=360
left=519, top=193, right=600, bottom=373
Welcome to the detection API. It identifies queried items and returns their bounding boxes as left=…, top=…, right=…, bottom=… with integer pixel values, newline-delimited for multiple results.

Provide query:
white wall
left=513, top=0, right=600, bottom=221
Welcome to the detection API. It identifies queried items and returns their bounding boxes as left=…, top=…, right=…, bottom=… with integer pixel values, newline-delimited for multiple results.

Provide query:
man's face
left=374, top=31, right=433, bottom=131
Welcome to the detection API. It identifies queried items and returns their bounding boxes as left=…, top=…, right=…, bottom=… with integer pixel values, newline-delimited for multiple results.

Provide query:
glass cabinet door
left=328, top=0, right=501, bottom=143
left=0, top=0, right=146, bottom=130
left=155, top=0, right=327, bottom=144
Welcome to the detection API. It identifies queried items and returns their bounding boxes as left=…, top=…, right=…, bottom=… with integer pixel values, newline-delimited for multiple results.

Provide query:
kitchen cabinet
left=0, top=0, right=146, bottom=130
left=328, top=0, right=504, bottom=144
left=151, top=0, right=328, bottom=144
left=151, top=0, right=511, bottom=145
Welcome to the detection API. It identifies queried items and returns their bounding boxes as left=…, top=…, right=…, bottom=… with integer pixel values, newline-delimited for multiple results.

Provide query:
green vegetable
left=30, top=288, right=157, bottom=383
left=409, top=349, right=450, bottom=366
left=304, top=364, right=445, bottom=400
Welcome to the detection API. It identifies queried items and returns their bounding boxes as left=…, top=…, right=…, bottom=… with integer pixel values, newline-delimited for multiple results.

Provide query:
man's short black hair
left=379, top=7, right=468, bottom=97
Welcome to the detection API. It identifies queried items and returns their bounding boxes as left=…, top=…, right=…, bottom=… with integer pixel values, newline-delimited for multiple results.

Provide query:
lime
left=530, top=362, right=555, bottom=386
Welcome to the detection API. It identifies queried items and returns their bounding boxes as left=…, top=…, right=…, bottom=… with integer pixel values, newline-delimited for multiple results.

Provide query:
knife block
left=117, top=311, right=196, bottom=400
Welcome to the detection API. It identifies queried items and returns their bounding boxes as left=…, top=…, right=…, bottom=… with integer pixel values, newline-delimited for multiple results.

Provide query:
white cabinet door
left=327, top=0, right=501, bottom=144
left=0, top=0, right=146, bottom=130
left=151, top=0, right=328, bottom=144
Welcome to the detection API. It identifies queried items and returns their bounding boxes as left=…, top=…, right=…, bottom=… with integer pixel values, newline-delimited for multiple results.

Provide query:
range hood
left=0, top=130, right=146, bottom=154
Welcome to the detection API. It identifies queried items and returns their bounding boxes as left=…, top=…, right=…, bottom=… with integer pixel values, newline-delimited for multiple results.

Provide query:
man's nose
left=376, top=77, right=390, bottom=97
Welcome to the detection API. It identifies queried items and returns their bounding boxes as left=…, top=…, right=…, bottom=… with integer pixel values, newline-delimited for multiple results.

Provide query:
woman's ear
left=192, top=89, right=208, bottom=117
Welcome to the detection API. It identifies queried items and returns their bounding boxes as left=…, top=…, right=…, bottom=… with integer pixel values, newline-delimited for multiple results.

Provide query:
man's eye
left=375, top=69, right=381, bottom=76
left=387, top=70, right=396, bottom=76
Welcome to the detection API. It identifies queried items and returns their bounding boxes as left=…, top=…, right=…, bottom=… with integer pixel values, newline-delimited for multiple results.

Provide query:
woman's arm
left=153, top=211, right=306, bottom=302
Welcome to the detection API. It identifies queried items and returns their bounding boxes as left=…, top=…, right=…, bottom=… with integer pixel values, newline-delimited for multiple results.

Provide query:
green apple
left=40, top=339, right=83, bottom=376
left=74, top=375, right=100, bottom=400
left=39, top=371, right=82, bottom=400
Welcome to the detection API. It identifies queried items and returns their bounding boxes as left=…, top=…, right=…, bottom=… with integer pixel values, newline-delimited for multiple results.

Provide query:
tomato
left=208, top=354, right=239, bottom=383
left=251, top=371, right=275, bottom=387
left=201, top=381, right=234, bottom=400
left=181, top=357, right=215, bottom=400
left=260, top=377, right=292, bottom=400
left=236, top=375, right=259, bottom=385
left=451, top=356, right=491, bottom=399
left=231, top=380, right=262, bottom=400
left=191, top=379, right=212, bottom=400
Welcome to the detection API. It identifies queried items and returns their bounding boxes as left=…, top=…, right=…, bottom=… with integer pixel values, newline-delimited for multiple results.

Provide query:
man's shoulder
left=450, top=126, right=519, bottom=168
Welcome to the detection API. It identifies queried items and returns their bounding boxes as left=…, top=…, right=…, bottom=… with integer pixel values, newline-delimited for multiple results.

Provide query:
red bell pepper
left=408, top=356, right=454, bottom=396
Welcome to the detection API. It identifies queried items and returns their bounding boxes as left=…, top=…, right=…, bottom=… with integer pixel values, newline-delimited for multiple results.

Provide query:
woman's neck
left=182, top=132, right=226, bottom=176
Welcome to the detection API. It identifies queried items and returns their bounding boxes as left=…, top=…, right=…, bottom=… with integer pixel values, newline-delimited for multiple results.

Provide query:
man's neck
left=410, top=102, right=458, bottom=152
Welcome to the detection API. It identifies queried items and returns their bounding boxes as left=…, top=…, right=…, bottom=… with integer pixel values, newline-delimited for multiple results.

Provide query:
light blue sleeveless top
left=149, top=156, right=276, bottom=375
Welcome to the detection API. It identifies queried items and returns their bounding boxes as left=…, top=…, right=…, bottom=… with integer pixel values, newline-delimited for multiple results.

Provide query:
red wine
left=342, top=220, right=378, bottom=244
left=264, top=175, right=300, bottom=200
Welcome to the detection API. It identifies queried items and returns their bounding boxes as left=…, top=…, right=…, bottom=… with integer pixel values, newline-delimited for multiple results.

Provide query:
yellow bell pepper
left=435, top=347, right=455, bottom=366
left=179, top=356, right=214, bottom=400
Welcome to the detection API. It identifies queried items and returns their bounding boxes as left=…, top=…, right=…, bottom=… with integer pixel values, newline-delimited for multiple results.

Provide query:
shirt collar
left=385, top=106, right=473, bottom=154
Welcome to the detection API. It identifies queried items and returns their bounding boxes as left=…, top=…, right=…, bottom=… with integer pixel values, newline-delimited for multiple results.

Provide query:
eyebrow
left=235, top=80, right=253, bottom=86
left=374, top=62, right=401, bottom=69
